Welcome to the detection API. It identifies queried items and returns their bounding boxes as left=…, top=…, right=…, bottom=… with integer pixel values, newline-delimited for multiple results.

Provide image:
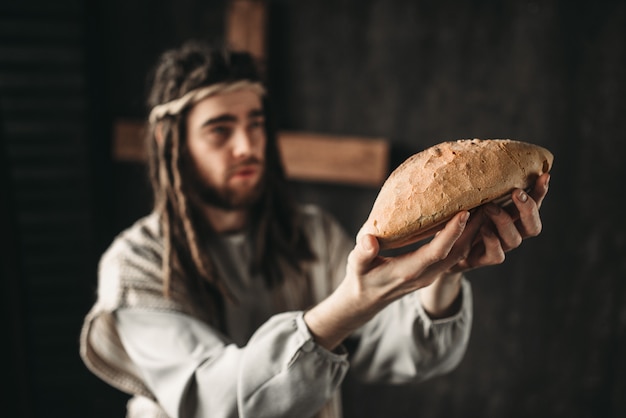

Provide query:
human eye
left=205, top=124, right=232, bottom=145
left=248, top=117, right=265, bottom=131
left=212, top=125, right=231, bottom=135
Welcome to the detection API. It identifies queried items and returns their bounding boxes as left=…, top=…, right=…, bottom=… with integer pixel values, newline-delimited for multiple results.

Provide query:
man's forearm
left=303, top=281, right=380, bottom=351
left=418, top=272, right=463, bottom=319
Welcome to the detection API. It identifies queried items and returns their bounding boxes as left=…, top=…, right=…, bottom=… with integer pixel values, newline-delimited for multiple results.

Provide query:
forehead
left=186, top=89, right=263, bottom=125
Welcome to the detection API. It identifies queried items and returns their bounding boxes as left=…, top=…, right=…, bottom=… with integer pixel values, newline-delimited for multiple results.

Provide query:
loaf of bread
left=367, top=138, right=554, bottom=249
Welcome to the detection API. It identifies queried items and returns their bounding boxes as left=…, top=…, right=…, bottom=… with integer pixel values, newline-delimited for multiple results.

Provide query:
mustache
left=226, top=157, right=264, bottom=177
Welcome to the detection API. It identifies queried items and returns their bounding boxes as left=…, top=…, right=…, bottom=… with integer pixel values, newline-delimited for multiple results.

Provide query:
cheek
left=187, top=143, right=226, bottom=184
left=254, top=133, right=267, bottom=158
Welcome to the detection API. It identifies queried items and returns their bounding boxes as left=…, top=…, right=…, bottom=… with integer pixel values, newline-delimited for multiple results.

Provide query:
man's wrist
left=303, top=280, right=380, bottom=351
left=418, top=272, right=464, bottom=319
left=438, top=271, right=464, bottom=286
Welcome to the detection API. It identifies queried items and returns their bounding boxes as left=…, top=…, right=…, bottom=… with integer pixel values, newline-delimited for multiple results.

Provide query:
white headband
left=148, top=80, right=266, bottom=123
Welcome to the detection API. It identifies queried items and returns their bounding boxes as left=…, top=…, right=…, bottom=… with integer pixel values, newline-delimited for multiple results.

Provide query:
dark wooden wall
left=1, top=0, right=625, bottom=417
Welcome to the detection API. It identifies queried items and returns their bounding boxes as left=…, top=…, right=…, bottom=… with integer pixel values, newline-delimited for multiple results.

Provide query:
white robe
left=80, top=204, right=472, bottom=418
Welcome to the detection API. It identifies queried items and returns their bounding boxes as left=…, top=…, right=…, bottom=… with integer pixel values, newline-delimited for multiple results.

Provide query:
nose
left=232, top=127, right=253, bottom=158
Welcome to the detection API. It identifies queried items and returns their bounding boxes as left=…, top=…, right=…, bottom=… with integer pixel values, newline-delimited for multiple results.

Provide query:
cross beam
left=113, top=121, right=389, bottom=187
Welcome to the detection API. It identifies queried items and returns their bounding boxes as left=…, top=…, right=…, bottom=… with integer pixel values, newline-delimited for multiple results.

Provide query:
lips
left=234, top=167, right=257, bottom=177
left=229, top=162, right=262, bottom=179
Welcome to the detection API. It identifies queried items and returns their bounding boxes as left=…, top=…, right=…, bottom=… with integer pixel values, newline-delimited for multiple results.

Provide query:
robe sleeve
left=347, top=279, right=473, bottom=384
left=115, top=308, right=349, bottom=418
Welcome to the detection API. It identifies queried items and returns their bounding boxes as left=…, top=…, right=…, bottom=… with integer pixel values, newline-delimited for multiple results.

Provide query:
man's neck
left=199, top=204, right=249, bottom=233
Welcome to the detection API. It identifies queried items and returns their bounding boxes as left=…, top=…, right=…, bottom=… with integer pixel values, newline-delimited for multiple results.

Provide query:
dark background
left=2, top=0, right=625, bottom=417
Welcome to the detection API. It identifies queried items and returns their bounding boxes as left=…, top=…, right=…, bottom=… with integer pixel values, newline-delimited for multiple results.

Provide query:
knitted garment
left=80, top=205, right=350, bottom=417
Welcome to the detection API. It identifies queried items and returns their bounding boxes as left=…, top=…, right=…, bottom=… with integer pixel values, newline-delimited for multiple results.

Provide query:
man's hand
left=304, top=210, right=477, bottom=350
left=304, top=173, right=550, bottom=349
left=449, top=172, right=550, bottom=273
left=419, top=172, right=551, bottom=318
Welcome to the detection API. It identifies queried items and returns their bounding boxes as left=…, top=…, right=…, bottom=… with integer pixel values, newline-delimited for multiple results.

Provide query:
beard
left=185, top=157, right=267, bottom=210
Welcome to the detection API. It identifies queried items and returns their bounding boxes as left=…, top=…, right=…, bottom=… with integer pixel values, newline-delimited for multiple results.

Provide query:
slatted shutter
left=0, top=2, right=124, bottom=416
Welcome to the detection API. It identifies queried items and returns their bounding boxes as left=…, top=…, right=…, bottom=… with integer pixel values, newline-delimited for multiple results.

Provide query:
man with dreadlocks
left=80, top=40, right=550, bottom=418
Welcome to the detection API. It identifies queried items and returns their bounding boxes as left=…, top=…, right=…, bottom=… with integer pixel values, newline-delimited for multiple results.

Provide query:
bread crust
left=367, top=139, right=554, bottom=249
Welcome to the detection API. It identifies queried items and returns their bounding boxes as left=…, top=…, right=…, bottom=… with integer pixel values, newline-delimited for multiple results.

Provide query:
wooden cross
left=113, top=0, right=389, bottom=187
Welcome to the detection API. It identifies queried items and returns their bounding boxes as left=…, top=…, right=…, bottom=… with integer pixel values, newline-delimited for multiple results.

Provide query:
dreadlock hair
left=145, top=40, right=315, bottom=325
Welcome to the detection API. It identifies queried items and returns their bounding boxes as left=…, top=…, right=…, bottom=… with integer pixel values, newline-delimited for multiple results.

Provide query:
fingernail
left=545, top=174, right=550, bottom=189
left=518, top=190, right=528, bottom=203
left=460, top=211, right=470, bottom=225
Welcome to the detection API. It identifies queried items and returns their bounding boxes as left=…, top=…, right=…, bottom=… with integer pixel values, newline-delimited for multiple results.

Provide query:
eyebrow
left=200, top=108, right=264, bottom=128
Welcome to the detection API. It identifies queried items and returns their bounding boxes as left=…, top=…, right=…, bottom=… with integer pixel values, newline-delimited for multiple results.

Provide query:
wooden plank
left=225, top=0, right=267, bottom=63
left=112, top=120, right=389, bottom=187
left=278, top=131, right=389, bottom=187
left=112, top=119, right=146, bottom=162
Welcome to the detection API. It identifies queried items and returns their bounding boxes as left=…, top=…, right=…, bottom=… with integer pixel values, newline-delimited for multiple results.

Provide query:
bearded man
left=80, top=41, right=550, bottom=418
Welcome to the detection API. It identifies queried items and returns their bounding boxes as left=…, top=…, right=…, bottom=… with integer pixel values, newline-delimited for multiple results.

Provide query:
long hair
left=145, top=40, right=315, bottom=325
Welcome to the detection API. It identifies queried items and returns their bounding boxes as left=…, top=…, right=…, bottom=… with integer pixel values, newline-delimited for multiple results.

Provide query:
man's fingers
left=449, top=224, right=504, bottom=272
left=348, top=233, right=381, bottom=275
left=484, top=204, right=522, bottom=251
left=423, top=211, right=470, bottom=262
left=379, top=211, right=469, bottom=289
left=512, top=188, right=543, bottom=238
left=529, top=172, right=550, bottom=209
left=484, top=186, right=544, bottom=251
left=473, top=226, right=506, bottom=266
left=351, top=211, right=474, bottom=289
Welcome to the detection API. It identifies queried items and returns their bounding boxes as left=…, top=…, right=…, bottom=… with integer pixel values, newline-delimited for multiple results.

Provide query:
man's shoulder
left=114, top=212, right=161, bottom=243
left=296, top=203, right=339, bottom=232
left=100, top=212, right=163, bottom=268
left=297, top=202, right=324, bottom=218
left=296, top=203, right=350, bottom=242
left=94, top=212, right=189, bottom=314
